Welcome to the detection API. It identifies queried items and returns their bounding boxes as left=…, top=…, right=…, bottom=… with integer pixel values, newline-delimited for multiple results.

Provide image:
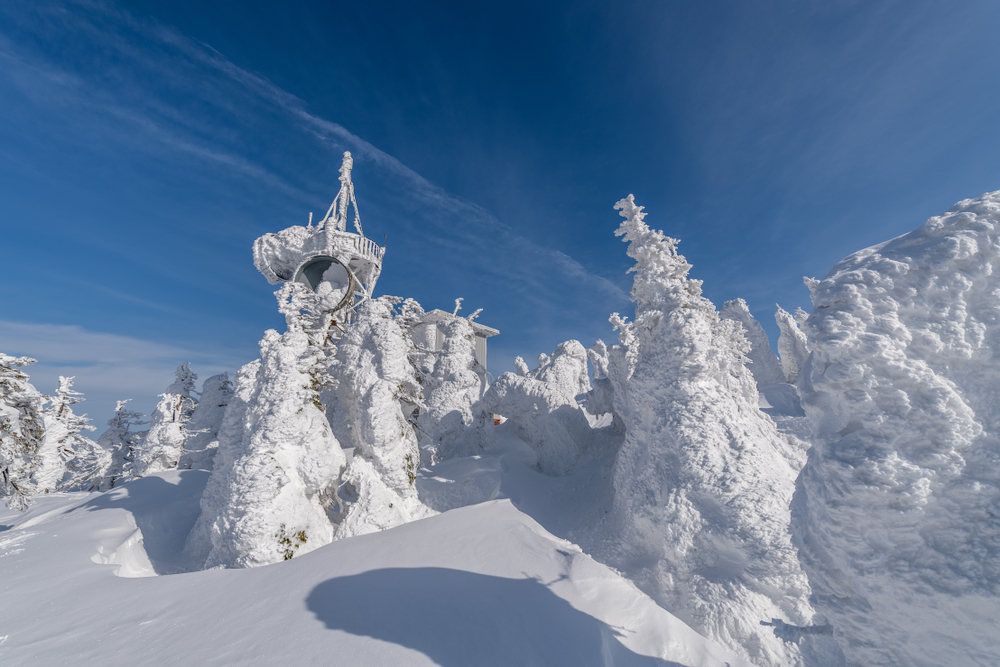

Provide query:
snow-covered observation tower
left=253, top=151, right=384, bottom=326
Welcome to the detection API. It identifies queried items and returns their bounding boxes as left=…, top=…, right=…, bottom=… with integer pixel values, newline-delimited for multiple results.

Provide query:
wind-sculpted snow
left=794, top=190, right=1000, bottom=667
left=720, top=299, right=785, bottom=389
left=186, top=327, right=345, bottom=569
left=604, top=196, right=836, bottom=667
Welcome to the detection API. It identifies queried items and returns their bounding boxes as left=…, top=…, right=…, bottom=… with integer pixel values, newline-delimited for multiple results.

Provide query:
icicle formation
left=479, top=340, right=593, bottom=475
left=330, top=297, right=433, bottom=539
left=0, top=353, right=45, bottom=510
left=720, top=299, right=785, bottom=388
left=132, top=364, right=199, bottom=476
left=185, top=284, right=346, bottom=569
left=604, top=196, right=831, bottom=667
left=793, top=191, right=1000, bottom=667
left=33, top=376, right=107, bottom=493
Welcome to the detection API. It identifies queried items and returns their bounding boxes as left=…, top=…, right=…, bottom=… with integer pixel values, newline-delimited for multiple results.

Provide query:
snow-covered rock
left=603, top=196, right=833, bottom=667
left=721, top=298, right=785, bottom=388
left=794, top=190, right=1000, bottom=667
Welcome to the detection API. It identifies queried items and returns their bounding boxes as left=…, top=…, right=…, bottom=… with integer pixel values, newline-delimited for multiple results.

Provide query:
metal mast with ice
left=253, top=151, right=385, bottom=326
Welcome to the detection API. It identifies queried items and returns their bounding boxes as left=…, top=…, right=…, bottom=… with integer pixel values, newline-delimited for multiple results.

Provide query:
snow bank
left=794, top=190, right=1000, bottom=666
left=721, top=298, right=785, bottom=388
left=0, top=475, right=755, bottom=667
left=604, top=196, right=833, bottom=667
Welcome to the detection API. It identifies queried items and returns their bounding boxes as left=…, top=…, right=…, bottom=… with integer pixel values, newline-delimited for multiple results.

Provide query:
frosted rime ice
left=178, top=373, right=233, bottom=470
left=133, top=364, right=198, bottom=476
left=721, top=298, right=785, bottom=389
left=0, top=354, right=44, bottom=510
left=96, top=399, right=147, bottom=490
left=794, top=190, right=1000, bottom=667
left=416, top=316, right=484, bottom=461
left=479, top=340, right=594, bottom=476
left=33, top=376, right=105, bottom=493
left=604, top=195, right=832, bottom=667
left=331, top=298, right=433, bottom=539
left=775, top=305, right=809, bottom=384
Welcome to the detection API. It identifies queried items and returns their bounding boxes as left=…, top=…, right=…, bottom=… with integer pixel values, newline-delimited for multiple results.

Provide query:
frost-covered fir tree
left=178, top=373, right=233, bottom=470
left=720, top=299, right=785, bottom=388
left=133, top=364, right=199, bottom=476
left=33, top=376, right=107, bottom=493
left=96, top=400, right=147, bottom=490
left=416, top=315, right=485, bottom=461
left=330, top=296, right=432, bottom=539
left=775, top=305, right=809, bottom=384
left=0, top=354, right=45, bottom=510
left=604, top=196, right=834, bottom=667
left=186, top=283, right=346, bottom=568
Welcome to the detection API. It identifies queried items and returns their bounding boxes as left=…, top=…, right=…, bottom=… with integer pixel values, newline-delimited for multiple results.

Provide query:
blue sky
left=3, top=0, right=1000, bottom=425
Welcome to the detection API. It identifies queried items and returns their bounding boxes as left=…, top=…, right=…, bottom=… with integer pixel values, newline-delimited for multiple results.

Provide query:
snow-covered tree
left=478, top=340, right=594, bottom=475
left=330, top=296, right=431, bottom=539
left=132, top=364, right=199, bottom=476
left=186, top=283, right=346, bottom=568
left=33, top=376, right=107, bottom=493
left=0, top=354, right=44, bottom=511
left=416, top=316, right=485, bottom=461
left=178, top=373, right=233, bottom=470
left=794, top=191, right=1000, bottom=667
left=720, top=299, right=785, bottom=388
left=775, top=305, right=809, bottom=384
left=96, top=400, right=147, bottom=490
left=604, top=196, right=830, bottom=667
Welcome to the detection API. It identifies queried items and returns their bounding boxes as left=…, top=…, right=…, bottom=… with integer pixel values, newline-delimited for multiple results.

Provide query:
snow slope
left=794, top=190, right=1000, bottom=667
left=0, top=470, right=754, bottom=667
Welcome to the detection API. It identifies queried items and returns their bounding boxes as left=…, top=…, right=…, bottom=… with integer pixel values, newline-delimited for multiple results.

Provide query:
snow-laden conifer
left=775, top=305, right=809, bottom=384
left=178, top=373, right=233, bottom=470
left=793, top=191, right=1000, bottom=667
left=604, top=196, right=830, bottom=667
left=0, top=353, right=44, bottom=510
left=330, top=297, right=432, bottom=538
left=133, top=365, right=198, bottom=476
left=33, top=376, right=107, bottom=492
left=187, top=283, right=346, bottom=568
left=720, top=299, right=785, bottom=388
left=96, top=400, right=147, bottom=490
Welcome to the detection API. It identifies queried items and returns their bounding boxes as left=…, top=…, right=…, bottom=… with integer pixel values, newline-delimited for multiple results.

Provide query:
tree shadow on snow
left=306, top=567, right=686, bottom=667
left=79, top=471, right=209, bottom=574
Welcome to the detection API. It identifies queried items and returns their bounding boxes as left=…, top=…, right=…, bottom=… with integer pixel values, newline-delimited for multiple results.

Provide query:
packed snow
left=4, top=185, right=1000, bottom=666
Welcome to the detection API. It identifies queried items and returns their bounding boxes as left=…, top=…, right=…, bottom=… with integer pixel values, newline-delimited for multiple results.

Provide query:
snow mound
left=795, top=190, right=1000, bottom=667
left=0, top=474, right=755, bottom=667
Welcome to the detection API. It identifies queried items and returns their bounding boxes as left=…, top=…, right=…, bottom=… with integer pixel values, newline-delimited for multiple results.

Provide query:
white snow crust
left=794, top=190, right=1000, bottom=667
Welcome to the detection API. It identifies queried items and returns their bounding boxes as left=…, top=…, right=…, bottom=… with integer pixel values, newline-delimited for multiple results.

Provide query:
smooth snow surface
left=794, top=190, right=1000, bottom=667
left=0, top=470, right=754, bottom=667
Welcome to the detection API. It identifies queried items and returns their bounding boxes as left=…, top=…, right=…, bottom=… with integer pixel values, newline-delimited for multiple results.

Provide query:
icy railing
left=328, top=229, right=384, bottom=265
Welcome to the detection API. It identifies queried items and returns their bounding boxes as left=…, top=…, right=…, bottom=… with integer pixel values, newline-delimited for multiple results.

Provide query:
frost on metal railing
left=253, top=151, right=385, bottom=321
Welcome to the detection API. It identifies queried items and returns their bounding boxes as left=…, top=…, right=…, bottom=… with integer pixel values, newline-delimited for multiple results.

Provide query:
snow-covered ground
left=0, top=467, right=753, bottom=667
